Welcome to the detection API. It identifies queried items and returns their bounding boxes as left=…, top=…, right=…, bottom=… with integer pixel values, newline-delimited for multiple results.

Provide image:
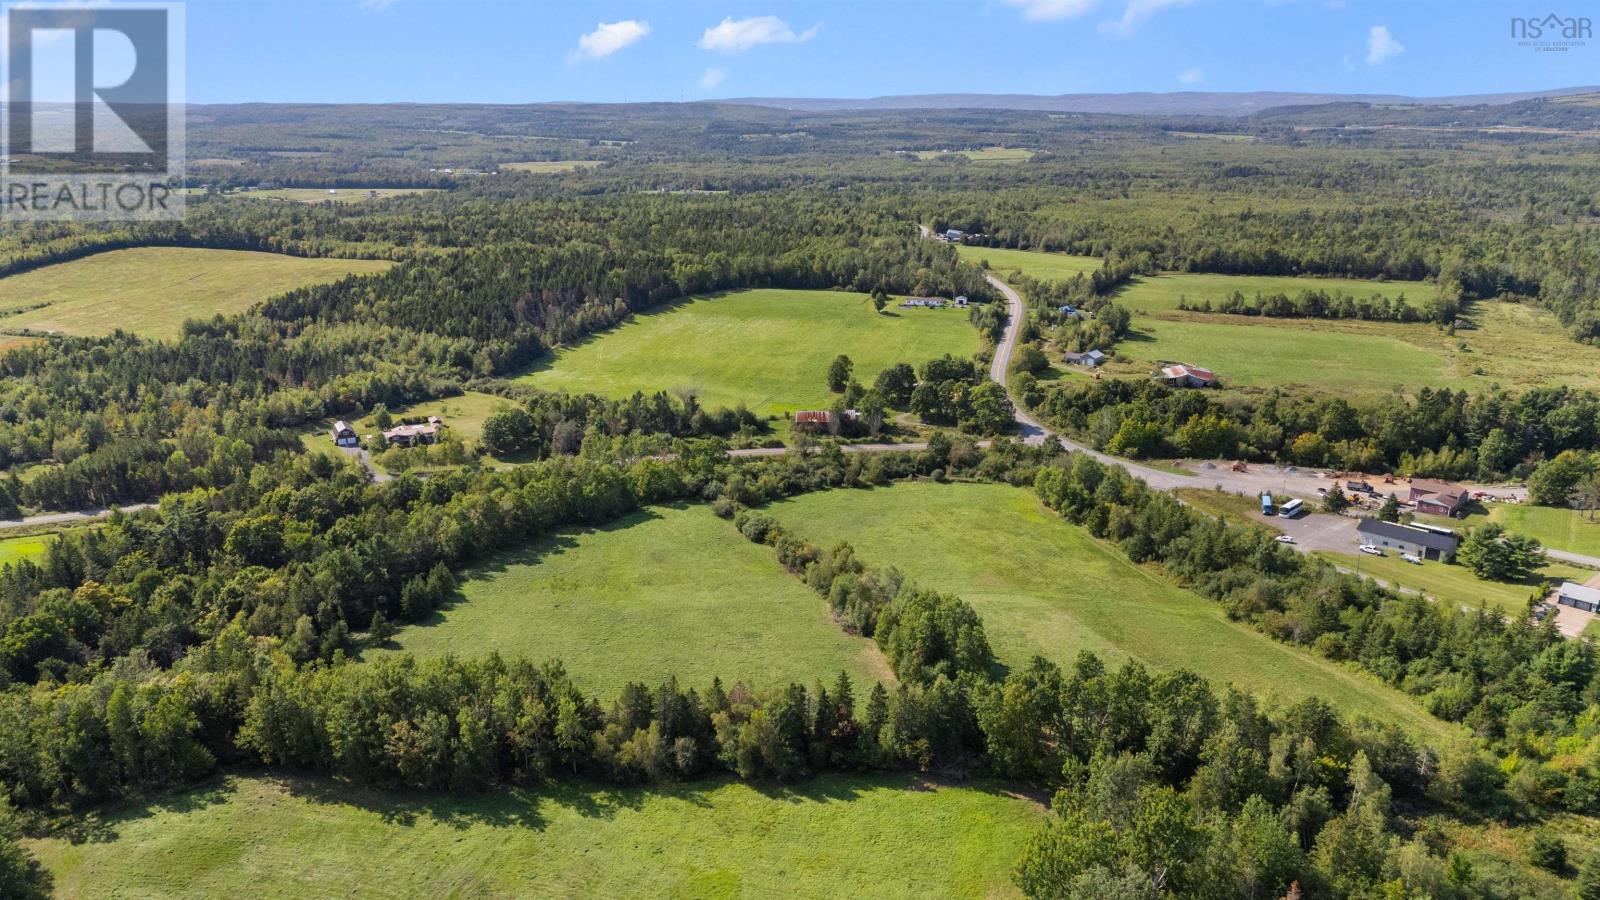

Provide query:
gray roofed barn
left=1356, top=518, right=1460, bottom=561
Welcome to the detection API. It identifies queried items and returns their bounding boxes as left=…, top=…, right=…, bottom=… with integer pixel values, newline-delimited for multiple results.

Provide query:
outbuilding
left=1557, top=582, right=1600, bottom=613
left=1063, top=350, right=1106, bottom=367
left=1159, top=364, right=1219, bottom=388
left=1356, top=518, right=1460, bottom=562
left=331, top=421, right=358, bottom=448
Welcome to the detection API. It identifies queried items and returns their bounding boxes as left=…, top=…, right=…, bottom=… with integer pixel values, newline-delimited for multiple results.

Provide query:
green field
left=0, top=532, right=52, bottom=568
left=1113, top=271, right=1436, bottom=313
left=912, top=148, right=1034, bottom=163
left=1457, top=504, right=1600, bottom=559
left=385, top=504, right=888, bottom=696
left=955, top=245, right=1104, bottom=282
left=767, top=482, right=1452, bottom=738
left=501, top=160, right=604, bottom=173
left=518, top=289, right=981, bottom=415
left=1316, top=551, right=1589, bottom=616
left=29, top=772, right=1040, bottom=899
left=1096, top=271, right=1600, bottom=394
left=0, top=248, right=393, bottom=338
left=248, top=187, right=440, bottom=203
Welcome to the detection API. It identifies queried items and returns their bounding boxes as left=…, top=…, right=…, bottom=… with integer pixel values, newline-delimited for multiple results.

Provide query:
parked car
left=1400, top=553, right=1422, bottom=565
left=1275, top=535, right=1297, bottom=544
left=1359, top=545, right=1385, bottom=557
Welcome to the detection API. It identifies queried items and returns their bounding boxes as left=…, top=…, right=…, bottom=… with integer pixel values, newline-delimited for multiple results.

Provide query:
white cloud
left=1099, top=0, right=1192, bottom=36
left=1177, top=66, right=1203, bottom=84
left=699, top=67, right=726, bottom=90
left=1000, top=0, right=1098, bottom=22
left=571, top=20, right=651, bottom=62
left=697, top=16, right=819, bottom=53
left=1365, top=24, right=1403, bottom=65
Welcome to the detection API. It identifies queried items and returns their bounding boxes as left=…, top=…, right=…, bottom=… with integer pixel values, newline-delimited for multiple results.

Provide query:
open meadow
left=384, top=504, right=888, bottom=696
left=911, top=148, right=1034, bottom=163
left=1417, top=503, right=1600, bottom=559
left=954, top=245, right=1103, bottom=282
left=500, top=160, right=605, bottom=173
left=518, top=288, right=981, bottom=415
left=0, top=248, right=393, bottom=338
left=767, top=481, right=1453, bottom=739
left=1111, top=271, right=1436, bottom=313
left=28, top=772, right=1041, bottom=900
left=1110, top=299, right=1600, bottom=395
left=0, top=532, right=53, bottom=568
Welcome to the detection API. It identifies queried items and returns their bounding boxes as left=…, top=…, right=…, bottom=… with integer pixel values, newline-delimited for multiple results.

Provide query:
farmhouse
left=1356, top=518, right=1460, bottom=562
left=1159, top=364, right=1219, bottom=388
left=1556, top=582, right=1600, bottom=613
left=330, top=420, right=358, bottom=447
left=1063, top=350, right=1106, bottom=367
left=900, top=297, right=947, bottom=309
left=383, top=417, right=443, bottom=448
left=1407, top=479, right=1469, bottom=517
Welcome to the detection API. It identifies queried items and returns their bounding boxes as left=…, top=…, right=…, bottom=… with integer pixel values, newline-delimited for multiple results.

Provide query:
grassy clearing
left=955, top=245, right=1103, bottom=283
left=518, top=289, right=981, bottom=415
left=0, top=532, right=52, bottom=568
left=248, top=187, right=440, bottom=203
left=1315, top=551, right=1589, bottom=616
left=29, top=772, right=1040, bottom=899
left=500, top=160, right=604, bottom=173
left=1175, top=487, right=1280, bottom=526
left=1466, top=504, right=1600, bottom=559
left=1112, top=271, right=1435, bottom=313
left=767, top=482, right=1452, bottom=739
left=1102, top=272, right=1600, bottom=395
left=0, top=248, right=393, bottom=338
left=385, top=504, right=888, bottom=696
left=912, top=148, right=1034, bottom=163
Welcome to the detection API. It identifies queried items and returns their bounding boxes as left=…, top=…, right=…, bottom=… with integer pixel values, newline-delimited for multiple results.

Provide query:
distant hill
left=728, top=88, right=1600, bottom=117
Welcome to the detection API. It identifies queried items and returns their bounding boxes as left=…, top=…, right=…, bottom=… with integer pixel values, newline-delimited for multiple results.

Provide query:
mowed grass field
left=912, top=148, right=1034, bottom=163
left=29, top=773, right=1041, bottom=899
left=385, top=504, right=888, bottom=696
left=1313, top=550, right=1590, bottom=617
left=1418, top=504, right=1600, bottom=559
left=955, top=245, right=1103, bottom=282
left=1065, top=269, right=1600, bottom=395
left=0, top=532, right=52, bottom=567
left=519, top=289, right=981, bottom=415
left=249, top=187, right=440, bottom=203
left=767, top=482, right=1452, bottom=739
left=501, top=160, right=604, bottom=173
left=0, top=248, right=393, bottom=338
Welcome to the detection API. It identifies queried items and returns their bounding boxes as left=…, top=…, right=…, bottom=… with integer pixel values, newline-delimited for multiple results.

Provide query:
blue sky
left=182, top=1, right=1598, bottom=103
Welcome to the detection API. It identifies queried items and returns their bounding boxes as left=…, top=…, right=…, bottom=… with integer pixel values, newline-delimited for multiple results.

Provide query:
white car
left=1275, top=535, right=1296, bottom=544
left=1400, top=553, right=1422, bottom=565
left=1359, top=545, right=1385, bottom=557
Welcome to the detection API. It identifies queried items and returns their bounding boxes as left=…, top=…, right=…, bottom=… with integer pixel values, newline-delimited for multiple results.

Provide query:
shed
left=1557, top=582, right=1600, bottom=613
left=1159, top=364, right=1218, bottom=388
left=331, top=420, right=358, bottom=448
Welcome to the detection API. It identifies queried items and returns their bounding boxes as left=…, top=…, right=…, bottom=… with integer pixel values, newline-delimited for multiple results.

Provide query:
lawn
left=29, top=772, right=1041, bottom=899
left=1481, top=504, right=1600, bottom=559
left=501, top=160, right=604, bottom=173
left=1312, top=551, right=1591, bottom=617
left=0, top=248, right=393, bottom=338
left=955, top=245, right=1104, bottom=283
left=767, top=482, right=1452, bottom=739
left=912, top=148, right=1034, bottom=163
left=1175, top=487, right=1280, bottom=526
left=518, top=289, right=981, bottom=415
left=384, top=504, right=888, bottom=696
